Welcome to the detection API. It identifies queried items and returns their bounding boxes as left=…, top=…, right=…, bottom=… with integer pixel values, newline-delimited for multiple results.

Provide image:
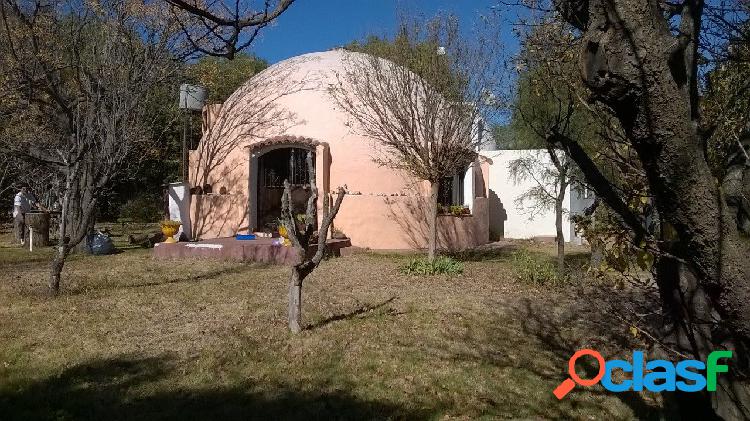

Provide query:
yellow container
left=160, top=221, right=181, bottom=243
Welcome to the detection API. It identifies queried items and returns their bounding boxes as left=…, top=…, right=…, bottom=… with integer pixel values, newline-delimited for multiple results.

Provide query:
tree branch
left=548, top=131, right=649, bottom=241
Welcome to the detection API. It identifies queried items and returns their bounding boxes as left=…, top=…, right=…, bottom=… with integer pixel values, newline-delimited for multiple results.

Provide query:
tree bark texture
left=288, top=268, right=303, bottom=333
left=48, top=245, right=68, bottom=295
left=552, top=1, right=750, bottom=417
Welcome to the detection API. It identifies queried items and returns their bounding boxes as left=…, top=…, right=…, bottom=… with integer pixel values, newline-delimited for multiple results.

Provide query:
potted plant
left=446, top=205, right=471, bottom=217
left=160, top=219, right=181, bottom=243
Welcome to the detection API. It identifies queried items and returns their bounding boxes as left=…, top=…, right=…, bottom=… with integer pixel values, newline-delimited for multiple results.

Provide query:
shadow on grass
left=419, top=285, right=665, bottom=419
left=514, top=297, right=661, bottom=419
left=66, top=263, right=271, bottom=295
left=447, top=244, right=520, bottom=262
left=0, top=354, right=429, bottom=420
left=307, top=296, right=399, bottom=331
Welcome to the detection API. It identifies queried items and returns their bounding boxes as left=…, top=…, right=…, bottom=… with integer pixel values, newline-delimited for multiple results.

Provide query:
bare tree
left=331, top=16, right=501, bottom=261
left=509, top=149, right=571, bottom=273
left=0, top=0, right=181, bottom=294
left=279, top=152, right=345, bottom=333
left=507, top=21, right=610, bottom=275
left=167, top=0, right=295, bottom=58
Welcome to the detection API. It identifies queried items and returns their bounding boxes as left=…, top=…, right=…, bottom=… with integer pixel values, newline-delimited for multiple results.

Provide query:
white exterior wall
left=482, top=150, right=572, bottom=241
left=167, top=182, right=192, bottom=240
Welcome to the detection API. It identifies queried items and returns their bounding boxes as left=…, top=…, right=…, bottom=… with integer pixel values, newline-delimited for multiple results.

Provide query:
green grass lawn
left=0, top=225, right=662, bottom=420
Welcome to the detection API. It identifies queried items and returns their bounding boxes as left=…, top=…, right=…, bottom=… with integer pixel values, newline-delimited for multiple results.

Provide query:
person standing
left=13, top=183, right=45, bottom=245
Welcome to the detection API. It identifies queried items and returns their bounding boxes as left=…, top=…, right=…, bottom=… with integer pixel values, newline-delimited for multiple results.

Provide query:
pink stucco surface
left=335, top=195, right=489, bottom=250
left=153, top=237, right=352, bottom=265
left=188, top=50, right=489, bottom=250
left=190, top=193, right=248, bottom=239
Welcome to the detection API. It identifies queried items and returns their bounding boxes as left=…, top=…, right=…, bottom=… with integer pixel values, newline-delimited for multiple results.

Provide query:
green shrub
left=511, top=250, right=563, bottom=286
left=399, top=256, right=464, bottom=276
left=119, top=194, right=163, bottom=223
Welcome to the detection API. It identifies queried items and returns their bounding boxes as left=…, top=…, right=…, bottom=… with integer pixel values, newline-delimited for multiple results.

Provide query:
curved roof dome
left=196, top=49, right=410, bottom=195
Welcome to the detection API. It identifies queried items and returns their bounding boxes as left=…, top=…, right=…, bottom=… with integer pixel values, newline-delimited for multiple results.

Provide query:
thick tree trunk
left=654, top=257, right=716, bottom=419
left=656, top=254, right=750, bottom=420
left=428, top=181, right=439, bottom=262
left=551, top=1, right=750, bottom=416
left=569, top=0, right=750, bottom=341
left=288, top=267, right=303, bottom=333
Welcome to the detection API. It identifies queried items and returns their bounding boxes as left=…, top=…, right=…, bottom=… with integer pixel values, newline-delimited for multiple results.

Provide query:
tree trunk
left=25, top=212, right=50, bottom=248
left=655, top=253, right=750, bottom=420
left=555, top=175, right=567, bottom=275
left=48, top=245, right=67, bottom=295
left=428, top=181, right=439, bottom=262
left=550, top=1, right=750, bottom=416
left=288, top=267, right=303, bottom=333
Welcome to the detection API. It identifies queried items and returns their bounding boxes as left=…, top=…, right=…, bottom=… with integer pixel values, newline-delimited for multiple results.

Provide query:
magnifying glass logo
left=553, top=349, right=606, bottom=399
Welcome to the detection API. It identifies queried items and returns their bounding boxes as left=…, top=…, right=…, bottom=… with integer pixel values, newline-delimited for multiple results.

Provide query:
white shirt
left=12, top=192, right=35, bottom=218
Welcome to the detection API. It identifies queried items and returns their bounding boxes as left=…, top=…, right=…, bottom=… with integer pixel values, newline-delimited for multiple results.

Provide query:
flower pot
left=160, top=221, right=181, bottom=243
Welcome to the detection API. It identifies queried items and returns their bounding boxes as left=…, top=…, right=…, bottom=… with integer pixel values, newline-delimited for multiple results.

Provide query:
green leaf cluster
left=399, top=256, right=464, bottom=276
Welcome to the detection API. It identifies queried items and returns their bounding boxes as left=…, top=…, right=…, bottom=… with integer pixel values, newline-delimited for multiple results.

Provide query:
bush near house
left=399, top=255, right=464, bottom=275
left=511, top=249, right=565, bottom=286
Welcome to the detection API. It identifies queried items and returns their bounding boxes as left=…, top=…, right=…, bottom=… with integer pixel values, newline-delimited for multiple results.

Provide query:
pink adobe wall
left=334, top=194, right=489, bottom=250
left=190, top=193, right=248, bottom=240
left=188, top=50, right=490, bottom=249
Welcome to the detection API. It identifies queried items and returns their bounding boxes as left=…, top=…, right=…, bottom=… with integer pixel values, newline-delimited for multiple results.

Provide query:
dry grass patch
left=0, top=228, right=661, bottom=420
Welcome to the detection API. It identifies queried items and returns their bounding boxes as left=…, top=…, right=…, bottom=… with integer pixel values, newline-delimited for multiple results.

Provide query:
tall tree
left=506, top=23, right=594, bottom=273
left=541, top=0, right=750, bottom=417
left=332, top=16, right=501, bottom=261
left=0, top=0, right=181, bottom=293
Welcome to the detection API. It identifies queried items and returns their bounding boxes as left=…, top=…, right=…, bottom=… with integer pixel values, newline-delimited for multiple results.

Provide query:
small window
left=438, top=172, right=466, bottom=206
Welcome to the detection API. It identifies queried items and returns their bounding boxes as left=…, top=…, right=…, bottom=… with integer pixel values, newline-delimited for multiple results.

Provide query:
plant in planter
left=448, top=205, right=470, bottom=217
left=160, top=220, right=181, bottom=243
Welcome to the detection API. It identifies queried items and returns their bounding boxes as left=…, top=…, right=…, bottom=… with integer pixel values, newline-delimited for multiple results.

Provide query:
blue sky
left=249, top=0, right=519, bottom=64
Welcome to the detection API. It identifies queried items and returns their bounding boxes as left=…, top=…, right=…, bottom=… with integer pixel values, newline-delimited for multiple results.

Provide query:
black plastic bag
left=89, top=231, right=115, bottom=255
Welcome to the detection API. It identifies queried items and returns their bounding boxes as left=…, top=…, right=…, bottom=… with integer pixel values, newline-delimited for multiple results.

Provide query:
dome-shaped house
left=186, top=50, right=490, bottom=250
